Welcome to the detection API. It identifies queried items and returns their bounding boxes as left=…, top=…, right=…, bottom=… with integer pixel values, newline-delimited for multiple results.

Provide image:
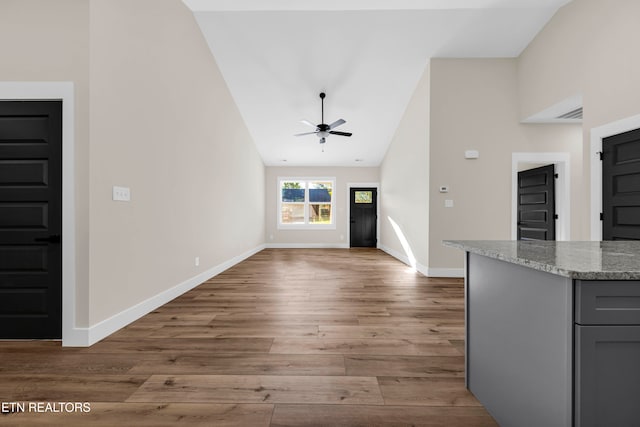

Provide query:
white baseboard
left=378, top=244, right=463, bottom=278
left=266, top=243, right=349, bottom=249
left=427, top=267, right=464, bottom=278
left=378, top=244, right=429, bottom=276
left=62, top=327, right=90, bottom=347
left=64, top=244, right=266, bottom=347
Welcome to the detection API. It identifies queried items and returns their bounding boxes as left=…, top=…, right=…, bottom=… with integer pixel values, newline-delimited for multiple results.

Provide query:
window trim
left=277, top=177, right=336, bottom=230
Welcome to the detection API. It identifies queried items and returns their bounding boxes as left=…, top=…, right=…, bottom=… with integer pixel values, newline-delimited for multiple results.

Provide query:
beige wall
left=518, top=0, right=640, bottom=127
left=0, top=0, right=91, bottom=326
left=88, top=0, right=265, bottom=324
left=518, top=0, right=640, bottom=235
left=265, top=167, right=379, bottom=246
left=379, top=64, right=430, bottom=271
left=429, top=59, right=582, bottom=269
left=5, top=0, right=636, bottom=331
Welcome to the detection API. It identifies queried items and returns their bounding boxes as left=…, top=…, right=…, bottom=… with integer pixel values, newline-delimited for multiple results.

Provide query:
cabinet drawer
left=575, top=281, right=640, bottom=325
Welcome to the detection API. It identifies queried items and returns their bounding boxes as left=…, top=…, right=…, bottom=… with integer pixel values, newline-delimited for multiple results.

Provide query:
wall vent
left=556, top=107, right=583, bottom=120
left=522, top=95, right=583, bottom=124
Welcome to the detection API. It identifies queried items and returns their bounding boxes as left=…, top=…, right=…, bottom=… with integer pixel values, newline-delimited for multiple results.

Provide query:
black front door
left=517, top=164, right=556, bottom=241
left=0, top=101, right=62, bottom=338
left=350, top=188, right=377, bottom=247
left=603, top=128, right=640, bottom=240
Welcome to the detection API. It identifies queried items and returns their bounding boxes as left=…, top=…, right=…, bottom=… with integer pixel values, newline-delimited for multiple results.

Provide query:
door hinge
left=554, top=214, right=559, bottom=220
left=600, top=212, right=604, bottom=221
left=554, top=173, right=559, bottom=179
left=597, top=151, right=603, bottom=161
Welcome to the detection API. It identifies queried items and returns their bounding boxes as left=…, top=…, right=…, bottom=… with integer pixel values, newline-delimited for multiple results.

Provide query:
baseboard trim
left=64, top=244, right=266, bottom=347
left=378, top=244, right=429, bottom=277
left=266, top=243, right=350, bottom=249
left=427, top=267, right=464, bottom=278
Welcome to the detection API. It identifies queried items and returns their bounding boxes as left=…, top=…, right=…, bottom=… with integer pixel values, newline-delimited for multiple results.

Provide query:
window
left=354, top=190, right=373, bottom=204
left=278, top=178, right=335, bottom=229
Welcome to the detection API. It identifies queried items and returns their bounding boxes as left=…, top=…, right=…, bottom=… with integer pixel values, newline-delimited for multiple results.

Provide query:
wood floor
left=0, top=249, right=497, bottom=426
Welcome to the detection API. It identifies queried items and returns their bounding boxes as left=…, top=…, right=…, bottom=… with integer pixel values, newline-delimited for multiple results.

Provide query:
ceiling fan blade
left=328, top=119, right=346, bottom=129
left=294, top=131, right=318, bottom=137
left=329, top=131, right=352, bottom=137
left=300, top=120, right=317, bottom=129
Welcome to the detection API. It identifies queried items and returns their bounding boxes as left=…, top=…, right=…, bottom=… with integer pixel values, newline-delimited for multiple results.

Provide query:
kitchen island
left=444, top=240, right=640, bottom=427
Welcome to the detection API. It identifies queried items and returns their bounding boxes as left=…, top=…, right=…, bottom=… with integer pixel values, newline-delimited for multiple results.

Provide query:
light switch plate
left=113, top=186, right=131, bottom=202
left=445, top=199, right=454, bottom=208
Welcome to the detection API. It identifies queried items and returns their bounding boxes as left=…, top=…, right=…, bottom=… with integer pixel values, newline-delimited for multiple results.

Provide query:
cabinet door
left=575, top=325, right=640, bottom=427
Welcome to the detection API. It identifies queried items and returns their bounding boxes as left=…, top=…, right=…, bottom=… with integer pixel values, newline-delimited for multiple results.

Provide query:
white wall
left=518, top=0, right=640, bottom=127
left=88, top=0, right=265, bottom=327
left=0, top=0, right=91, bottom=326
left=265, top=166, right=379, bottom=247
left=518, top=0, right=640, bottom=237
left=6, top=0, right=636, bottom=337
left=379, top=64, right=430, bottom=273
left=429, top=59, right=582, bottom=270
left=0, top=0, right=267, bottom=343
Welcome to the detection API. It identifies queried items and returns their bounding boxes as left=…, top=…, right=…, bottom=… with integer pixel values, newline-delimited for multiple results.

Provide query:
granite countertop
left=443, top=240, right=640, bottom=280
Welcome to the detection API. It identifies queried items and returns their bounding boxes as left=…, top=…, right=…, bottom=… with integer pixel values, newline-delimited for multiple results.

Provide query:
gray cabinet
left=466, top=253, right=573, bottom=427
left=575, top=281, right=640, bottom=427
left=448, top=241, right=640, bottom=427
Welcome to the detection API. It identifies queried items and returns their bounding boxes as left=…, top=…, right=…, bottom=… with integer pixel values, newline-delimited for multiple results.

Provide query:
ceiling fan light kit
left=295, top=92, right=352, bottom=150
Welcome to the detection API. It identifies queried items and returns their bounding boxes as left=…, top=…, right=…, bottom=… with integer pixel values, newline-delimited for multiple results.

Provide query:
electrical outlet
left=195, top=257, right=200, bottom=267
left=445, top=199, right=454, bottom=208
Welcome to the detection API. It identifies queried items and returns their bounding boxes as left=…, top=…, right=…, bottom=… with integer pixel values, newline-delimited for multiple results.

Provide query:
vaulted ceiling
left=183, top=0, right=572, bottom=167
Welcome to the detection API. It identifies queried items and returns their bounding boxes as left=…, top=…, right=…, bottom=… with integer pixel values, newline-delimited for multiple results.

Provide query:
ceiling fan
left=294, top=92, right=352, bottom=146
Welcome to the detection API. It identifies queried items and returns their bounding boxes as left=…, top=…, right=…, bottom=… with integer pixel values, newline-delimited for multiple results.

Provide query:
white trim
left=427, top=267, right=465, bottom=278
left=346, top=182, right=380, bottom=248
left=183, top=0, right=572, bottom=12
left=72, top=244, right=266, bottom=347
left=511, top=152, right=571, bottom=241
left=266, top=243, right=349, bottom=249
left=521, top=94, right=582, bottom=124
left=590, top=114, right=640, bottom=240
left=0, top=82, right=77, bottom=346
left=379, top=244, right=429, bottom=277
left=277, top=176, right=336, bottom=230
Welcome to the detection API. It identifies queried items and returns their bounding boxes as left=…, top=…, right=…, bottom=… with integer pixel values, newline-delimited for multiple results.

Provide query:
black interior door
left=350, top=188, right=377, bottom=247
left=603, top=128, right=640, bottom=240
left=517, top=164, right=556, bottom=241
left=0, top=101, right=62, bottom=338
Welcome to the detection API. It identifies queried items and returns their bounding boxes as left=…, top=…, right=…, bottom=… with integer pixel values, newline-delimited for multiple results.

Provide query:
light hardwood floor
left=0, top=249, right=497, bottom=426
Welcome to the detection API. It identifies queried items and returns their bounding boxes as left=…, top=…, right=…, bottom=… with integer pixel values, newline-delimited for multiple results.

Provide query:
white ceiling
left=183, top=0, right=572, bottom=167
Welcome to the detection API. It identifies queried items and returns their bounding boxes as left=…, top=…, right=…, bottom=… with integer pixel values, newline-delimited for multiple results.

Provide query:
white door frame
left=0, top=82, right=78, bottom=346
left=346, top=182, right=380, bottom=248
left=512, top=152, right=571, bottom=241
left=590, top=114, right=640, bottom=240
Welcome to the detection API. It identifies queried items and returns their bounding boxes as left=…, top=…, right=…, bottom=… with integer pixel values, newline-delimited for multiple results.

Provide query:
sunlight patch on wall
left=387, top=216, right=417, bottom=271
